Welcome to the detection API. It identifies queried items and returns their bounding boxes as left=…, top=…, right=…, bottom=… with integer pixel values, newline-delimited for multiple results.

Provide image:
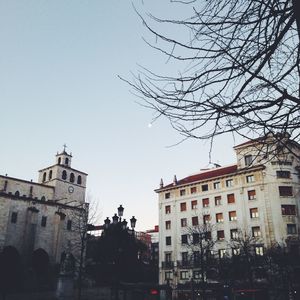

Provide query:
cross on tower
left=63, top=144, right=67, bottom=152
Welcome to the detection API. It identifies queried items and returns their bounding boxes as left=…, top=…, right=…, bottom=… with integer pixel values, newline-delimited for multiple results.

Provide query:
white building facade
left=0, top=149, right=87, bottom=266
left=156, top=137, right=300, bottom=286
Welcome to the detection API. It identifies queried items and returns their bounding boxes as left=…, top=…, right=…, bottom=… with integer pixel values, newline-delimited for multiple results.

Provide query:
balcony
left=177, top=260, right=192, bottom=268
left=162, top=261, right=174, bottom=269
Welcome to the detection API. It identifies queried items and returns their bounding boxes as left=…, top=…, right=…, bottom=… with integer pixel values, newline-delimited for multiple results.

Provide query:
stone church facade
left=0, top=149, right=87, bottom=266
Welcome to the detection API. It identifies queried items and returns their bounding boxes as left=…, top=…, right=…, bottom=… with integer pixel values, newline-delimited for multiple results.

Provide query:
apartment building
left=156, top=136, right=300, bottom=285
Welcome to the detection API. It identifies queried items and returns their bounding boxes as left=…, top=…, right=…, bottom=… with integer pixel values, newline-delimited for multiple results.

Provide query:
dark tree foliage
left=87, top=225, right=149, bottom=285
left=129, top=0, right=300, bottom=150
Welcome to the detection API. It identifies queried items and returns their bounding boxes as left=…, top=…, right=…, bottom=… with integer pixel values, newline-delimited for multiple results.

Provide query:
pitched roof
left=159, top=164, right=238, bottom=190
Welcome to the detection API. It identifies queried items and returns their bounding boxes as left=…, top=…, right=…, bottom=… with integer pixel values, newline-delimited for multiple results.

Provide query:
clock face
left=68, top=186, right=74, bottom=193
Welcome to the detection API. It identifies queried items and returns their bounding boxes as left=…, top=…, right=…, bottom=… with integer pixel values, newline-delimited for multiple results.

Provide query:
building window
left=181, top=234, right=188, bottom=244
left=217, top=230, right=225, bottom=240
left=3, top=180, right=8, bottom=191
left=255, top=246, right=264, bottom=256
left=180, top=271, right=189, bottom=280
left=201, top=184, right=208, bottom=191
left=58, top=157, right=61, bottom=164
left=165, top=252, right=172, bottom=263
left=246, top=175, right=255, bottom=183
left=248, top=190, right=256, bottom=200
left=48, top=170, right=52, bottom=180
left=180, top=202, right=187, bottom=211
left=77, top=175, right=82, bottom=185
left=165, top=271, right=173, bottom=280
left=165, top=220, right=171, bottom=230
left=166, top=236, right=172, bottom=246
left=226, top=179, right=233, bottom=187
left=192, top=216, right=199, bottom=226
left=213, top=182, right=220, bottom=189
left=245, top=155, right=253, bottom=166
left=181, top=218, right=187, bottom=227
left=165, top=192, right=171, bottom=199
left=165, top=205, right=171, bottom=214
left=193, top=233, right=200, bottom=244
left=193, top=270, right=201, bottom=279
left=41, top=216, right=47, bottom=227
left=67, top=220, right=72, bottom=230
left=41, top=196, right=46, bottom=201
left=29, top=186, right=33, bottom=197
left=229, top=211, right=237, bottom=221
left=215, top=196, right=222, bottom=206
left=279, top=186, right=293, bottom=196
left=65, top=158, right=69, bottom=165
left=276, top=170, right=291, bottom=178
left=281, top=205, right=296, bottom=215
left=252, top=226, right=261, bottom=237
left=216, top=213, right=223, bottom=223
left=14, top=191, right=20, bottom=197
left=287, top=224, right=297, bottom=234
left=230, top=229, right=238, bottom=239
left=219, top=249, right=226, bottom=258
left=202, top=198, right=209, bottom=208
left=180, top=189, right=186, bottom=196
left=191, top=187, right=197, bottom=194
left=70, top=173, right=75, bottom=183
left=182, top=252, right=188, bottom=262
left=227, top=193, right=235, bottom=204
left=191, top=200, right=198, bottom=210
left=205, top=231, right=212, bottom=240
left=62, top=170, right=67, bottom=180
left=232, top=248, right=240, bottom=255
left=250, top=208, right=259, bottom=218
left=203, top=214, right=210, bottom=224
left=11, top=212, right=18, bottom=223
left=43, top=172, right=47, bottom=182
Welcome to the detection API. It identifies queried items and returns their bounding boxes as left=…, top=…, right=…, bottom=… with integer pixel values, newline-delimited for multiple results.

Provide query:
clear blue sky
left=0, top=0, right=243, bottom=231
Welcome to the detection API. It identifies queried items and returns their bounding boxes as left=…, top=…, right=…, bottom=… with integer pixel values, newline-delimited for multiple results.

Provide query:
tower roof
left=56, top=144, right=72, bottom=157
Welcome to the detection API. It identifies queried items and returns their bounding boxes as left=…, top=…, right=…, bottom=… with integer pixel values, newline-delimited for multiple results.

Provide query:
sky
left=0, top=0, right=245, bottom=231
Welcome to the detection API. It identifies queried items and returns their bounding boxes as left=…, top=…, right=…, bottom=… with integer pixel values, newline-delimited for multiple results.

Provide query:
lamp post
left=102, top=206, right=137, bottom=300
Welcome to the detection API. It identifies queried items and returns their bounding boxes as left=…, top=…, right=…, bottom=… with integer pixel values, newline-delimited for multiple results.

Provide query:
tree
left=184, top=222, right=216, bottom=300
left=224, top=229, right=263, bottom=287
left=63, top=198, right=100, bottom=300
left=128, top=0, right=300, bottom=153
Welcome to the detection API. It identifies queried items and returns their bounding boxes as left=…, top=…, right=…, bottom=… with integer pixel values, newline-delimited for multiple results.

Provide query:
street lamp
left=121, top=219, right=128, bottom=230
left=112, top=213, right=119, bottom=225
left=117, top=205, right=124, bottom=219
left=130, top=216, right=137, bottom=230
left=102, top=206, right=137, bottom=233
left=104, top=217, right=111, bottom=229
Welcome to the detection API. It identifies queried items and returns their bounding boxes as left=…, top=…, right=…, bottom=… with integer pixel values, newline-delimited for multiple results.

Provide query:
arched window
left=70, top=173, right=75, bottom=183
left=58, top=157, right=61, bottom=165
left=48, top=170, right=52, bottom=180
left=43, top=172, right=47, bottom=182
left=14, top=191, right=20, bottom=197
left=29, top=186, right=33, bottom=197
left=41, top=196, right=46, bottom=201
left=65, top=158, right=69, bottom=165
left=62, top=170, right=67, bottom=180
left=77, top=175, right=82, bottom=185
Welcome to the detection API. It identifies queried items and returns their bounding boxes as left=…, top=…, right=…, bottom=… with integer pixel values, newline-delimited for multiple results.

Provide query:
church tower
left=38, top=146, right=87, bottom=205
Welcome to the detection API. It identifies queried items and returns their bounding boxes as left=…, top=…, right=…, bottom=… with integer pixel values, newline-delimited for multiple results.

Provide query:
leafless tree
left=127, top=0, right=300, bottom=154
left=226, top=229, right=263, bottom=287
left=184, top=222, right=216, bottom=300
left=65, top=197, right=100, bottom=300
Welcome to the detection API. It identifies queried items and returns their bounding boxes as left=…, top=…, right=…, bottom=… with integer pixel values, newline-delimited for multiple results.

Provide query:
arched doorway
left=0, top=246, right=23, bottom=294
left=32, top=248, right=50, bottom=289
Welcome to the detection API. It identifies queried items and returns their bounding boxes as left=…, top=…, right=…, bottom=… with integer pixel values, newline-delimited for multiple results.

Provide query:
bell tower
left=56, top=144, right=72, bottom=167
left=38, top=145, right=87, bottom=205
